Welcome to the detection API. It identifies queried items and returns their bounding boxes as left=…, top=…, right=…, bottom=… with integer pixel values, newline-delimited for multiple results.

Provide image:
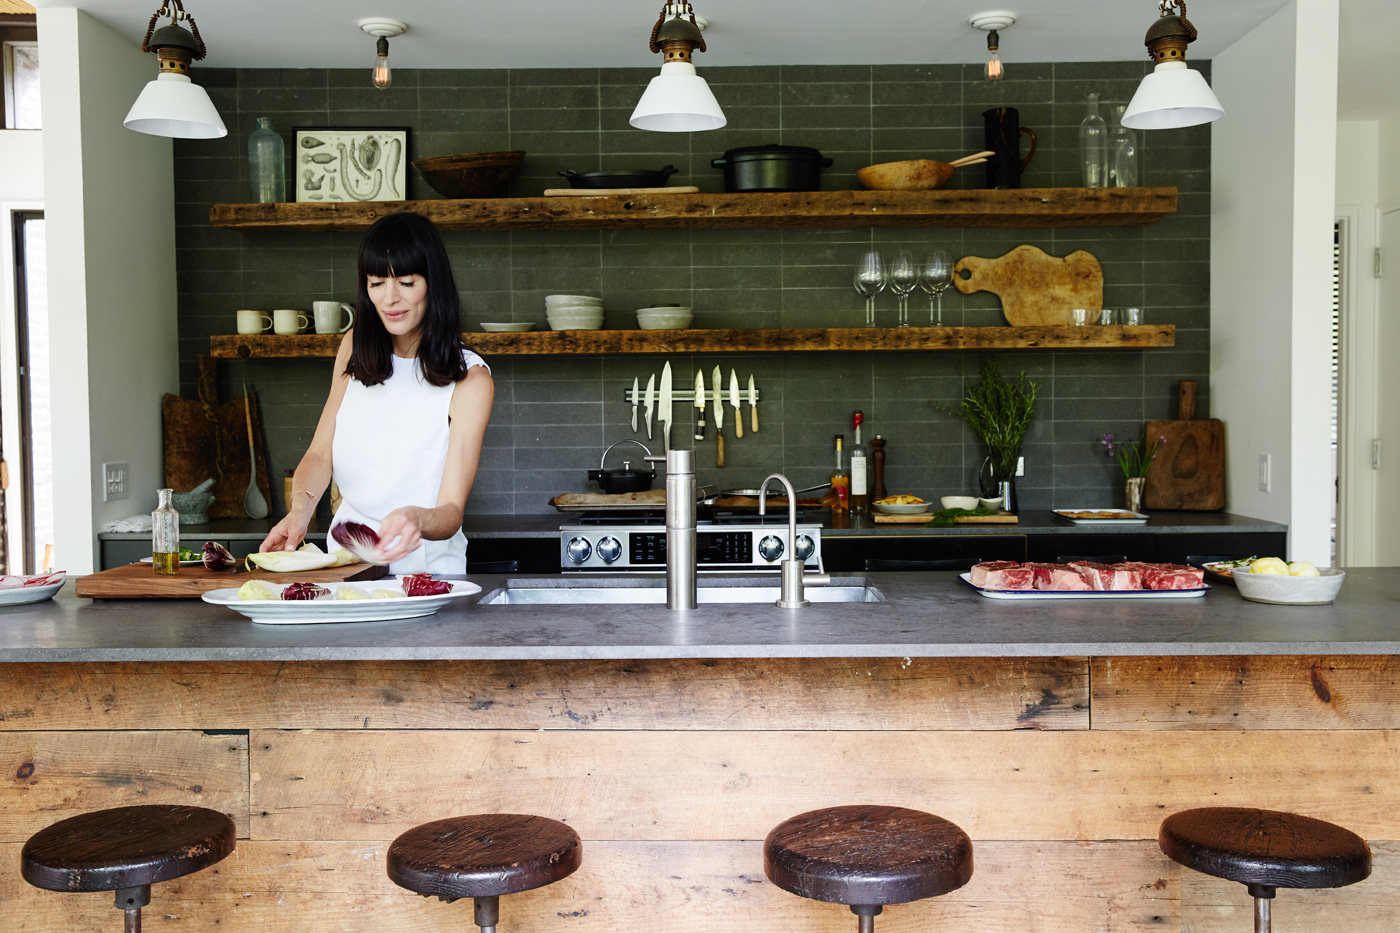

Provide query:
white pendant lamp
left=630, top=2, right=726, bottom=133
left=124, top=0, right=226, bottom=139
left=1123, top=0, right=1223, bottom=130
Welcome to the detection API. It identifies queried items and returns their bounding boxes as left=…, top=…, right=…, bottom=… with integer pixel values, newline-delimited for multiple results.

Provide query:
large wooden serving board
left=75, top=562, right=386, bottom=599
left=953, top=244, right=1103, bottom=325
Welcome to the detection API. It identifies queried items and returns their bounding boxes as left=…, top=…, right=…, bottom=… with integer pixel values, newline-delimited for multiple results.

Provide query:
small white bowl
left=480, top=322, right=534, bottom=332
left=1233, top=567, right=1346, bottom=605
left=940, top=496, right=979, bottom=510
left=548, top=318, right=604, bottom=331
left=978, top=497, right=1004, bottom=510
left=636, top=309, right=694, bottom=330
left=546, top=313, right=604, bottom=325
left=545, top=294, right=602, bottom=304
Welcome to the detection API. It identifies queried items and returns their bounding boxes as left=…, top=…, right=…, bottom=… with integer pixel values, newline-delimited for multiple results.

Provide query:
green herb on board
left=925, top=506, right=1001, bottom=527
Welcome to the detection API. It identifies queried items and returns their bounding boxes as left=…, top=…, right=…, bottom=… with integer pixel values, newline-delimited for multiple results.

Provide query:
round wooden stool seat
left=21, top=804, right=236, bottom=894
left=1160, top=807, right=1372, bottom=893
left=764, top=805, right=974, bottom=908
left=387, top=813, right=582, bottom=902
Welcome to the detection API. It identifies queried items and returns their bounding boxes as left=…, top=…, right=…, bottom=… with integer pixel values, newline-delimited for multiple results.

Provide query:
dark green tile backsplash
left=175, top=62, right=1210, bottom=516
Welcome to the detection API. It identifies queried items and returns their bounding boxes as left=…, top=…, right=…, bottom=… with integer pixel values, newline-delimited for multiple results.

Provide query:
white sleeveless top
left=331, top=349, right=489, bottom=575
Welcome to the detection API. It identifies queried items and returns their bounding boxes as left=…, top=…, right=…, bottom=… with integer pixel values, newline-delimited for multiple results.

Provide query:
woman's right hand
left=259, top=510, right=311, bottom=554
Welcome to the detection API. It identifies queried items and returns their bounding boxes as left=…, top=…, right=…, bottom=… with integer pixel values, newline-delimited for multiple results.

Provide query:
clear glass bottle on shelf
left=248, top=116, right=286, bottom=204
left=152, top=488, right=180, bottom=575
left=1109, top=103, right=1139, bottom=188
left=1079, top=93, right=1108, bottom=188
left=830, top=434, right=849, bottom=513
left=849, top=413, right=869, bottom=515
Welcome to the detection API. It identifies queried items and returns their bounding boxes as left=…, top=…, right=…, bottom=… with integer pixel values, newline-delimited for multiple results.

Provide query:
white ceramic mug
left=313, top=301, right=355, bottom=334
left=236, top=309, right=272, bottom=335
left=273, top=309, right=309, bottom=335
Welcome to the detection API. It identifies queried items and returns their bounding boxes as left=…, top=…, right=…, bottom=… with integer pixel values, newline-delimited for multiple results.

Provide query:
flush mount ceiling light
left=630, top=0, right=726, bottom=133
left=1123, top=0, right=1223, bottom=130
left=359, top=18, right=408, bottom=90
left=124, top=0, right=227, bottom=139
left=970, top=12, right=1016, bottom=81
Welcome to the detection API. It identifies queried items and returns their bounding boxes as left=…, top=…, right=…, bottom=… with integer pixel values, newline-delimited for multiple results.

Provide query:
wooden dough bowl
left=857, top=159, right=956, bottom=191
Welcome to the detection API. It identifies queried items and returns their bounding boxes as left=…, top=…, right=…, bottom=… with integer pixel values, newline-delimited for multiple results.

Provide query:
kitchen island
left=2, top=570, right=1391, bottom=932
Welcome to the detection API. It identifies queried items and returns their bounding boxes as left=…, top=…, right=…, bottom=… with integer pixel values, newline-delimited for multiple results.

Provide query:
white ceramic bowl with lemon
left=1233, top=557, right=1346, bottom=605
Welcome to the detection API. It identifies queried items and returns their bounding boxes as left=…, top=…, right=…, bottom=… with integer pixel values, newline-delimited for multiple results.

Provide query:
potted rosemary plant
left=942, top=358, right=1039, bottom=512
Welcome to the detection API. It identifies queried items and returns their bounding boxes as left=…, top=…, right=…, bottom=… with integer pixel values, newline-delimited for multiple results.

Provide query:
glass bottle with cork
left=152, top=488, right=180, bottom=575
left=830, top=434, right=849, bottom=513
left=849, top=412, right=869, bottom=514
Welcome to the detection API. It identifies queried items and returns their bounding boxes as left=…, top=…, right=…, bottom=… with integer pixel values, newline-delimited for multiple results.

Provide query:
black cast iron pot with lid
left=559, top=165, right=679, bottom=189
left=711, top=144, right=833, bottom=192
left=588, top=439, right=657, bottom=494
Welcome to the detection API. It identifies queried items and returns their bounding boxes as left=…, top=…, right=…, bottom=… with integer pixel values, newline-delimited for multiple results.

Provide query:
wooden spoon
left=947, top=150, right=996, bottom=168
left=242, top=384, right=269, bottom=519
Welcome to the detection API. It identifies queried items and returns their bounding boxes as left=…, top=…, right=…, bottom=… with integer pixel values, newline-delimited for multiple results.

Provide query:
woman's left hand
left=376, top=506, right=430, bottom=564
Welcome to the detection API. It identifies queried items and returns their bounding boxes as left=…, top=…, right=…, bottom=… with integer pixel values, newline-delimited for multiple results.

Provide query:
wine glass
left=888, top=251, right=919, bottom=327
left=919, top=250, right=953, bottom=326
left=854, top=252, right=887, bottom=327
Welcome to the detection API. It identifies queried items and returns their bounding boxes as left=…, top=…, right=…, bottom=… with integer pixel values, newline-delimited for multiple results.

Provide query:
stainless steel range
left=560, top=511, right=821, bottom=572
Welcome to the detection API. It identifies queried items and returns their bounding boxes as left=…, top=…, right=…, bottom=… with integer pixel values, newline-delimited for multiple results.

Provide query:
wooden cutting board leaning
left=1144, top=380, right=1225, bottom=510
left=163, top=356, right=272, bottom=519
left=953, top=244, right=1103, bottom=325
left=75, top=562, right=385, bottom=599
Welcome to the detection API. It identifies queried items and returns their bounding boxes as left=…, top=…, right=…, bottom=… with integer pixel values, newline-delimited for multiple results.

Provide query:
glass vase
left=152, top=488, right=180, bottom=575
left=1125, top=476, right=1145, bottom=514
left=1079, top=93, right=1108, bottom=188
left=248, top=116, right=286, bottom=204
left=1109, top=104, right=1138, bottom=188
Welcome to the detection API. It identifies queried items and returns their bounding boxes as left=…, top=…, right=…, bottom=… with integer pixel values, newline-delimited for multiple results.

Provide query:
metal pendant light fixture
left=124, top=0, right=227, bottom=139
left=630, top=1, right=726, bottom=133
left=1123, top=0, right=1224, bottom=130
left=359, top=18, right=408, bottom=90
left=970, top=12, right=1016, bottom=81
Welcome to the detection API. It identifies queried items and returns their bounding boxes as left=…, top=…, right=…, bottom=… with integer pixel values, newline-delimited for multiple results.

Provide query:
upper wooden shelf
left=211, top=325, right=1174, bottom=359
left=208, top=187, right=1177, bottom=233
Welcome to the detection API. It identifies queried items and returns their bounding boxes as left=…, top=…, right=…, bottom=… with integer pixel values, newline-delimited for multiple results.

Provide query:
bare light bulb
left=373, top=35, right=391, bottom=89
left=985, top=30, right=1003, bottom=81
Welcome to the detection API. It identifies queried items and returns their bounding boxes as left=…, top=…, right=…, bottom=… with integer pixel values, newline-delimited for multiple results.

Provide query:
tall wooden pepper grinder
left=871, top=435, right=887, bottom=501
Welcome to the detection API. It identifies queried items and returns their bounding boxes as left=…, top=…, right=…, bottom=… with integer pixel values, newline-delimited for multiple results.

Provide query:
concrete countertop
left=0, top=566, right=1388, bottom=663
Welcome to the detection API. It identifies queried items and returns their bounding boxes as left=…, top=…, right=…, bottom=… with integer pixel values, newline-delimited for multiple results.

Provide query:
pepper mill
left=871, top=435, right=887, bottom=501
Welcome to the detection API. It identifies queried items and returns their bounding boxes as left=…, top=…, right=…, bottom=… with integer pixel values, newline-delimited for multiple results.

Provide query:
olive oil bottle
left=152, top=488, right=180, bottom=575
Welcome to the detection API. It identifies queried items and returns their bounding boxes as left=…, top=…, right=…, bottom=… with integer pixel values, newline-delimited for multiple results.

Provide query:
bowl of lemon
left=1232, top=557, right=1345, bottom=605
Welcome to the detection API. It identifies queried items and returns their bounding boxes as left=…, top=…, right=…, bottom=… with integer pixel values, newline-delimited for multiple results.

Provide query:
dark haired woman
left=259, top=212, right=493, bottom=573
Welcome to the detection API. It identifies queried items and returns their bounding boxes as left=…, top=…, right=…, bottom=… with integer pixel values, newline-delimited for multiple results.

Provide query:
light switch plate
left=1258, top=453, right=1271, bottom=493
left=102, top=461, right=129, bottom=501
left=1016, top=456, right=1025, bottom=477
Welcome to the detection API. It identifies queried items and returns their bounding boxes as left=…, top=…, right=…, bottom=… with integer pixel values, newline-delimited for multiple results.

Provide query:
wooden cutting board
left=873, top=513, right=1018, bottom=524
left=75, top=562, right=386, bottom=599
left=1144, top=381, right=1225, bottom=511
left=953, top=245, right=1103, bottom=325
left=162, top=356, right=272, bottom=519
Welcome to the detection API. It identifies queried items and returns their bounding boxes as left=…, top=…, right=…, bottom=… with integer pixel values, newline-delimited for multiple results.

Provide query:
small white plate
left=1052, top=508, right=1149, bottom=525
left=0, top=580, right=64, bottom=606
left=139, top=557, right=204, bottom=565
left=873, top=502, right=931, bottom=515
left=480, top=322, right=534, bottom=332
left=202, top=578, right=482, bottom=624
left=959, top=573, right=1208, bottom=600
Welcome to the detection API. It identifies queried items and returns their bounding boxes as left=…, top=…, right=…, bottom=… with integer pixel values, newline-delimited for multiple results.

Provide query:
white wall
left=0, top=130, right=42, bottom=200
left=37, top=8, right=179, bottom=574
left=1211, top=0, right=1339, bottom=563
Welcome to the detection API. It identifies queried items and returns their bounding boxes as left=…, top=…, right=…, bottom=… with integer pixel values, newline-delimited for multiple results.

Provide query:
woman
left=260, top=212, right=493, bottom=573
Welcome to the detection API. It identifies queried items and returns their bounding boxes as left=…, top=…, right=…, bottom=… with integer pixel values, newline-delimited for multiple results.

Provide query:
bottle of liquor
left=830, top=434, right=849, bottom=513
left=849, top=412, right=869, bottom=514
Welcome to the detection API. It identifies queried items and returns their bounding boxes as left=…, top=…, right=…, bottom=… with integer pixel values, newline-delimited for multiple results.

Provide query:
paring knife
left=694, top=369, right=707, bottom=441
left=748, top=374, right=758, bottom=433
left=659, top=362, right=673, bottom=453
left=712, top=364, right=725, bottom=467
left=729, top=369, right=743, bottom=439
left=630, top=376, right=639, bottom=433
left=643, top=373, right=656, bottom=440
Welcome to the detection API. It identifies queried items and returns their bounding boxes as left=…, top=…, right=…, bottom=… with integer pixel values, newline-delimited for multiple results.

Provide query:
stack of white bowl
left=635, top=305, right=694, bottom=330
left=545, top=295, right=604, bottom=331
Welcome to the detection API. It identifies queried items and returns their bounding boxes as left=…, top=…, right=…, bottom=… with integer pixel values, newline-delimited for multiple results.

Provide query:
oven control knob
left=596, top=536, right=621, bottom=564
left=758, top=535, right=785, bottom=562
left=565, top=536, right=592, bottom=564
left=795, top=534, right=816, bottom=561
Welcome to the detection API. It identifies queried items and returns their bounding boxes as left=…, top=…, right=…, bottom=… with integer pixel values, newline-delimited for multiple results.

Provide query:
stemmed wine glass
left=919, top=250, right=954, bottom=326
left=854, top=252, right=887, bottom=327
left=888, top=251, right=919, bottom=327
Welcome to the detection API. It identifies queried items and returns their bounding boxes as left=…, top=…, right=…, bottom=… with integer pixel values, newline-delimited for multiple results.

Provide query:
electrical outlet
left=1258, top=453, right=1271, bottom=493
left=1016, top=456, right=1025, bottom=477
left=102, top=461, right=129, bottom=502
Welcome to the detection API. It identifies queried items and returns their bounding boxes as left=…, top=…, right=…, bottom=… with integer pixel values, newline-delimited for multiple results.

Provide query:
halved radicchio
left=202, top=541, right=237, bottom=571
left=280, top=582, right=330, bottom=601
left=331, top=521, right=386, bottom=566
left=402, top=573, right=453, bottom=597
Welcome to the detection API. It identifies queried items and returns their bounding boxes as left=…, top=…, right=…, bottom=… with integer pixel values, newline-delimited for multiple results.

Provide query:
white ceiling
left=31, top=0, right=1294, bottom=70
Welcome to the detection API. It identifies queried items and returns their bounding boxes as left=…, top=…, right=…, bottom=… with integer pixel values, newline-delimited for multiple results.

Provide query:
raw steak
left=969, top=561, right=1034, bottom=590
left=1116, top=562, right=1206, bottom=590
left=1069, top=562, right=1143, bottom=591
left=970, top=560, right=1022, bottom=587
left=1025, top=563, right=1092, bottom=591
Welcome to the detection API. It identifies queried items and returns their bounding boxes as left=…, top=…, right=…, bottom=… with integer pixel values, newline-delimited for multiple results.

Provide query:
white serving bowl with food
left=874, top=502, right=930, bottom=515
left=1233, top=563, right=1346, bottom=605
left=940, top=496, right=979, bottom=510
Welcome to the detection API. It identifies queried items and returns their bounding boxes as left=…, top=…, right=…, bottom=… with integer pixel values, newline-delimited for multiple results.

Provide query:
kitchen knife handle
left=695, top=409, right=706, bottom=441
left=717, top=430, right=725, bottom=467
left=734, top=406, right=743, bottom=438
left=751, top=406, right=758, bottom=434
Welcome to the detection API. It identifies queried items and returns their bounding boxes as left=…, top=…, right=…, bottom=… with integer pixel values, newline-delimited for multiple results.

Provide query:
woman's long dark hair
left=345, top=211, right=469, bottom=387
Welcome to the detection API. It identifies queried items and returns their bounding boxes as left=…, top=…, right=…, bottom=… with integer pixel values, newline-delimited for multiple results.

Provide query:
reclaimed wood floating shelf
left=208, top=187, right=1177, bottom=232
left=211, top=325, right=1175, bottom=359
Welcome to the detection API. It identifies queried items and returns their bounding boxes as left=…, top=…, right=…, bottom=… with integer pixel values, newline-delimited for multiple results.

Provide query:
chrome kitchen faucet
left=759, top=473, right=831, bottom=608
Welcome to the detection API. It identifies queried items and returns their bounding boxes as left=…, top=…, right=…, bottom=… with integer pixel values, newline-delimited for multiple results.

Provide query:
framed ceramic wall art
left=294, top=127, right=409, bottom=203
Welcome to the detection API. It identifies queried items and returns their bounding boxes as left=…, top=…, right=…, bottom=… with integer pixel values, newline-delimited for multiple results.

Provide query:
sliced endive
left=244, top=542, right=337, bottom=572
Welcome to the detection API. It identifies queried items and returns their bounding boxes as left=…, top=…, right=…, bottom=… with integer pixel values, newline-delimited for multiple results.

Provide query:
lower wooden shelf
left=210, top=325, right=1174, bottom=358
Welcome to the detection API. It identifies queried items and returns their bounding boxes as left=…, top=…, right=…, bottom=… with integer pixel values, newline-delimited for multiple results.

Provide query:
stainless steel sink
left=480, top=578, right=883, bottom=605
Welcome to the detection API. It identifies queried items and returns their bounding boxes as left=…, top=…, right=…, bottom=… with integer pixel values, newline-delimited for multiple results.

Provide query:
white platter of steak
left=962, top=560, right=1208, bottom=599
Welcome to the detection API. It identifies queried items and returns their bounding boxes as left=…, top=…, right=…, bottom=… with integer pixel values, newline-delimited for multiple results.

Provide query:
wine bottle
left=849, top=413, right=869, bottom=514
left=830, top=434, right=849, bottom=513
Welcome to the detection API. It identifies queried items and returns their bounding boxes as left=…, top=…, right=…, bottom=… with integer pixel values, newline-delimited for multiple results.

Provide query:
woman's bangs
left=358, top=219, right=430, bottom=280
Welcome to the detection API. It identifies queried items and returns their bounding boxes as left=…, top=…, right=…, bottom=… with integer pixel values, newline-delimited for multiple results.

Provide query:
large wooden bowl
left=412, top=150, right=526, bottom=199
left=857, top=159, right=955, bottom=191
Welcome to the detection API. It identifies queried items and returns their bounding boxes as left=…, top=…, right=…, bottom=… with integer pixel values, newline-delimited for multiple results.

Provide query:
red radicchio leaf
left=331, top=521, right=386, bottom=565
left=402, top=573, right=452, bottom=597
left=281, top=582, right=330, bottom=601
left=202, top=541, right=237, bottom=571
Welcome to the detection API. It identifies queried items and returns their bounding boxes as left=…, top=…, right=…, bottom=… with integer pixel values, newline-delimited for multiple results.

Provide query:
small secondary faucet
left=645, top=451, right=697, bottom=610
left=759, top=473, right=831, bottom=609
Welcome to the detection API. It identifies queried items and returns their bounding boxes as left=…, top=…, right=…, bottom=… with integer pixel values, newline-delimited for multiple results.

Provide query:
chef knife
left=643, top=373, right=656, bottom=440
left=630, top=376, right=639, bottom=433
left=712, top=364, right=725, bottom=467
left=694, top=369, right=707, bottom=441
left=659, top=362, right=673, bottom=453
left=748, top=373, right=758, bottom=433
left=729, top=369, right=743, bottom=439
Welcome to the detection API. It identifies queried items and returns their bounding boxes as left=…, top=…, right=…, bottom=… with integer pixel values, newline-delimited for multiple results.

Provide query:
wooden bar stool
left=764, top=805, right=973, bottom=933
left=21, top=804, right=236, bottom=932
left=387, top=813, right=582, bottom=933
left=1160, top=807, right=1372, bottom=932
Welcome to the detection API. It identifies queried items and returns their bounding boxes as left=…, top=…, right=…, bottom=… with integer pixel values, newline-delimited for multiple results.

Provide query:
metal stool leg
left=1248, top=884, right=1275, bottom=933
left=474, top=894, right=500, bottom=933
left=850, top=904, right=882, bottom=933
left=115, top=886, right=150, bottom=933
